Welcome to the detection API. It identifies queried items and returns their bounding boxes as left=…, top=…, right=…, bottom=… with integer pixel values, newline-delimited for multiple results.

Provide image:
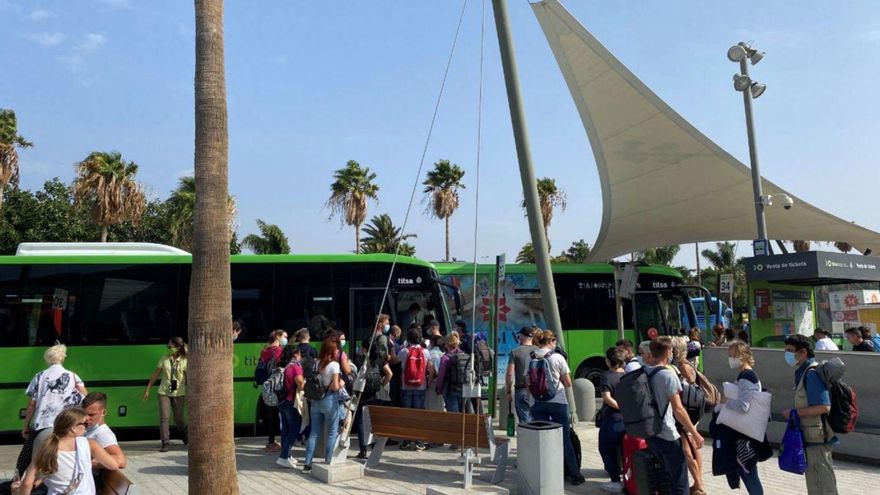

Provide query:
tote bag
left=716, top=382, right=772, bottom=441
left=778, top=409, right=807, bottom=475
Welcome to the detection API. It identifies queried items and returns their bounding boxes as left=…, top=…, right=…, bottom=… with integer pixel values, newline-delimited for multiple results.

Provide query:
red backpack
left=403, top=346, right=427, bottom=387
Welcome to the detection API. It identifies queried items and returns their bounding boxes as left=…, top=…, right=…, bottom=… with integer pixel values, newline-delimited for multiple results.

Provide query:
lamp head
left=750, top=82, right=767, bottom=98
left=733, top=74, right=752, bottom=92
left=727, top=44, right=747, bottom=62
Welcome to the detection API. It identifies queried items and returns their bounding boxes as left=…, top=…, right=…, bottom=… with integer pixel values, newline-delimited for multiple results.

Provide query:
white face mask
left=728, top=356, right=741, bottom=369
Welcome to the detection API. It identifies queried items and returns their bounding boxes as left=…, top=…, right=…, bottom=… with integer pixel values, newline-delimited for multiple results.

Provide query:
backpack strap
left=645, top=367, right=672, bottom=420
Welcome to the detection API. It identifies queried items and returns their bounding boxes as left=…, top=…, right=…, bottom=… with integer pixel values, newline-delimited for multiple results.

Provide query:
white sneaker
left=276, top=457, right=297, bottom=469
left=600, top=481, right=623, bottom=493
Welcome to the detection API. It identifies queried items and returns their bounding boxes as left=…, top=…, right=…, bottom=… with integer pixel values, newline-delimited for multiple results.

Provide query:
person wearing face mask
left=714, top=342, right=766, bottom=494
left=257, top=330, right=287, bottom=453
left=782, top=334, right=839, bottom=495
left=143, top=337, right=188, bottom=452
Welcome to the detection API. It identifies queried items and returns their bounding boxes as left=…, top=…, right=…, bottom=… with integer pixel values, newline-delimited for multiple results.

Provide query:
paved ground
left=0, top=423, right=875, bottom=494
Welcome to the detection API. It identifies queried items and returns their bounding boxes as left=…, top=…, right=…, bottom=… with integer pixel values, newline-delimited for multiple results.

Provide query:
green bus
left=435, top=262, right=701, bottom=387
left=0, top=243, right=454, bottom=434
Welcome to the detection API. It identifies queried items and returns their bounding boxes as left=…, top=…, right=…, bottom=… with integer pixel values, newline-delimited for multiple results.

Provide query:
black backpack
left=253, top=352, right=276, bottom=387
left=301, top=356, right=326, bottom=401
left=446, top=351, right=471, bottom=387
left=813, top=358, right=859, bottom=434
left=353, top=350, right=383, bottom=397
left=617, top=366, right=667, bottom=438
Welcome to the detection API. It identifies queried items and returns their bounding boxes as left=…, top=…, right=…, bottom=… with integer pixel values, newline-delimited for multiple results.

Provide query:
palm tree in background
left=792, top=240, right=811, bottom=252
left=517, top=242, right=536, bottom=263
left=360, top=213, right=416, bottom=256
left=521, top=177, right=567, bottom=251
left=0, top=109, right=32, bottom=209
left=327, top=160, right=379, bottom=253
left=835, top=242, right=853, bottom=254
left=242, top=219, right=290, bottom=254
left=167, top=175, right=238, bottom=252
left=188, top=0, right=239, bottom=492
left=639, top=245, right=681, bottom=266
left=701, top=241, right=738, bottom=272
left=72, top=151, right=145, bottom=242
left=423, top=159, right=465, bottom=261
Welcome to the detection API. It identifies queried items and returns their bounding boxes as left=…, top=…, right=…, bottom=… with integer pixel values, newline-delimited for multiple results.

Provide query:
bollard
left=497, top=387, right=511, bottom=431
left=572, top=378, right=595, bottom=424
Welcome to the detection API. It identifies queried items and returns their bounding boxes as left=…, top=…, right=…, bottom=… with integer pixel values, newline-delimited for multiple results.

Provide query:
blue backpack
left=527, top=351, right=560, bottom=401
left=871, top=334, right=880, bottom=353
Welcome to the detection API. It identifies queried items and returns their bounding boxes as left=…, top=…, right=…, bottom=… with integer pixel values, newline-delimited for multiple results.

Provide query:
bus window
left=273, top=263, right=340, bottom=341
left=659, top=292, right=686, bottom=335
left=349, top=288, right=392, bottom=350
left=632, top=292, right=664, bottom=342
left=395, top=289, right=445, bottom=332
left=0, top=265, right=80, bottom=347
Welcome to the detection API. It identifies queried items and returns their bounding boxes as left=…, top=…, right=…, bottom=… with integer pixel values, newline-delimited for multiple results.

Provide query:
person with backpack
left=714, top=342, right=768, bottom=494
left=506, top=327, right=538, bottom=423
left=782, top=334, right=839, bottom=495
left=436, top=332, right=469, bottom=413
left=396, top=327, right=436, bottom=450
left=276, top=345, right=304, bottom=469
left=293, top=328, right=318, bottom=360
left=625, top=336, right=704, bottom=495
left=353, top=336, right=393, bottom=459
left=302, top=336, right=344, bottom=473
left=256, top=329, right=287, bottom=453
left=526, top=330, right=585, bottom=486
left=597, top=347, right=626, bottom=493
left=671, top=336, right=705, bottom=495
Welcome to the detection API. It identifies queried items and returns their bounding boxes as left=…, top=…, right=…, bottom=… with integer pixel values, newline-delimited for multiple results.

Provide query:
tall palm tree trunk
left=445, top=216, right=450, bottom=261
left=100, top=226, right=109, bottom=242
left=190, top=1, right=238, bottom=493
left=355, top=224, right=360, bottom=254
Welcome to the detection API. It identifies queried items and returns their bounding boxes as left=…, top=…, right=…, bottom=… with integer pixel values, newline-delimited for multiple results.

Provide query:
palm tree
left=242, top=219, right=290, bottom=254
left=0, top=109, right=33, bottom=209
left=72, top=151, right=145, bottom=242
left=792, top=240, right=811, bottom=253
left=423, top=159, right=465, bottom=261
left=189, top=0, right=238, bottom=492
left=327, top=160, right=379, bottom=253
left=835, top=242, right=853, bottom=254
left=701, top=241, right=738, bottom=272
left=360, top=213, right=416, bottom=256
left=638, top=245, right=681, bottom=266
left=516, top=242, right=536, bottom=263
left=521, top=177, right=566, bottom=251
left=167, top=175, right=238, bottom=252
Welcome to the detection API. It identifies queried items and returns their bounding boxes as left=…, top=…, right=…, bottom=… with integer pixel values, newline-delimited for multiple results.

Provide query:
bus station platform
left=0, top=422, right=874, bottom=494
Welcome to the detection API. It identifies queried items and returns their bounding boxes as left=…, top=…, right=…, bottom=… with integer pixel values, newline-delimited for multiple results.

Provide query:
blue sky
left=3, top=0, right=879, bottom=268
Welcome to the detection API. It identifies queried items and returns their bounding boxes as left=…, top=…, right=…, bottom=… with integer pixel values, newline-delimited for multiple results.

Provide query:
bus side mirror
left=453, top=288, right=463, bottom=316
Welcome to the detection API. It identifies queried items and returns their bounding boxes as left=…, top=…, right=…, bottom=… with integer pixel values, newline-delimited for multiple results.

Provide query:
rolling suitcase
left=621, top=434, right=647, bottom=495
left=633, top=449, right=672, bottom=495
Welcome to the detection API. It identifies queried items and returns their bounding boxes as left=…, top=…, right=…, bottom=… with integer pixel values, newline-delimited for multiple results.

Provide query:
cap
left=518, top=327, right=533, bottom=338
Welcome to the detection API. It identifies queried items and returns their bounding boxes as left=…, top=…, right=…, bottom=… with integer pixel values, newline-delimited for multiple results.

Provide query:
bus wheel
left=574, top=358, right=607, bottom=397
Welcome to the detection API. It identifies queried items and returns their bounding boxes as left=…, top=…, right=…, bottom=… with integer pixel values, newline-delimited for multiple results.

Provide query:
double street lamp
left=728, top=42, right=790, bottom=255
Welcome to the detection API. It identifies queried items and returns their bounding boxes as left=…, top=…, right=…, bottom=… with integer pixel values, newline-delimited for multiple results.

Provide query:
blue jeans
left=514, top=388, right=532, bottom=424
left=739, top=464, right=764, bottom=495
left=646, top=436, right=689, bottom=495
left=445, top=390, right=462, bottom=413
left=278, top=401, right=302, bottom=460
left=598, top=416, right=625, bottom=482
left=530, top=401, right=580, bottom=479
left=401, top=389, right=426, bottom=409
left=305, top=391, right=341, bottom=465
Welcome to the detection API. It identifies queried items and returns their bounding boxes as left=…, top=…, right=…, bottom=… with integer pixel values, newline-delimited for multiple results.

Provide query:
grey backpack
left=617, top=367, right=668, bottom=438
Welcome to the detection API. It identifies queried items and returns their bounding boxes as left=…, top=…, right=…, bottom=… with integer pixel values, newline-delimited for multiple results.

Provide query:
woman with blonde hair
left=16, top=407, right=118, bottom=495
left=670, top=336, right=706, bottom=495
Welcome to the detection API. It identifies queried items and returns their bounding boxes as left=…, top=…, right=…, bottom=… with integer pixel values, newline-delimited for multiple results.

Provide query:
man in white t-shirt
left=82, top=392, right=127, bottom=469
left=813, top=328, right=839, bottom=351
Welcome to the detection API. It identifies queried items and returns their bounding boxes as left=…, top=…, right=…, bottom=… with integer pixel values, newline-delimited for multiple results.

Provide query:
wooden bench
left=96, top=470, right=135, bottom=495
left=363, top=405, right=509, bottom=484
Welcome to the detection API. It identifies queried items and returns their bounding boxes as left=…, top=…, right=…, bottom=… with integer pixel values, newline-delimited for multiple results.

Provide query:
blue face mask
left=383, top=324, right=390, bottom=334
left=279, top=338, right=288, bottom=347
left=784, top=351, right=798, bottom=367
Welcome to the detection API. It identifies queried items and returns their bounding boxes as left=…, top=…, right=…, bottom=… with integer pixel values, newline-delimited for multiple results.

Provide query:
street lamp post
left=728, top=42, right=770, bottom=253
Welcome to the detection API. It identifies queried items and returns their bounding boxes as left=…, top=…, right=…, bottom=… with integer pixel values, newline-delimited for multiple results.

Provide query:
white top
left=26, top=365, right=84, bottom=431
left=85, top=424, right=118, bottom=448
left=815, top=337, right=839, bottom=351
left=532, top=348, right=570, bottom=405
left=623, top=357, right=642, bottom=374
left=320, top=361, right=340, bottom=387
left=42, top=437, right=95, bottom=495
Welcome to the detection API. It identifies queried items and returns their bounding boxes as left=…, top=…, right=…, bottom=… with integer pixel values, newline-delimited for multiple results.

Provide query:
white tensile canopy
left=531, top=0, right=880, bottom=262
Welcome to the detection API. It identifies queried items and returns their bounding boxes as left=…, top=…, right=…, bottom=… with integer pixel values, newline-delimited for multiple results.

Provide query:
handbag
left=717, top=382, right=771, bottom=441
left=778, top=409, right=807, bottom=475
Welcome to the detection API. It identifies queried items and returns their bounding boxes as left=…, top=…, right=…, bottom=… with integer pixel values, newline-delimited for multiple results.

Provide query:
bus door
left=631, top=289, right=694, bottom=342
left=349, top=288, right=394, bottom=352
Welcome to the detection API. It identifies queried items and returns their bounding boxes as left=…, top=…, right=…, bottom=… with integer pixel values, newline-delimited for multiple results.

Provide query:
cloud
left=21, top=32, right=65, bottom=47
left=76, top=33, right=106, bottom=52
left=29, top=9, right=52, bottom=21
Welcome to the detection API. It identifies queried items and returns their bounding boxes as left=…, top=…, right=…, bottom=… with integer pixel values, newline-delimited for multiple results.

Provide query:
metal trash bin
left=517, top=420, right=563, bottom=495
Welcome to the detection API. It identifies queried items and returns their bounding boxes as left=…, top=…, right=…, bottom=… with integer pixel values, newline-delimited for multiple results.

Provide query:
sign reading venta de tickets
left=744, top=251, right=880, bottom=283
